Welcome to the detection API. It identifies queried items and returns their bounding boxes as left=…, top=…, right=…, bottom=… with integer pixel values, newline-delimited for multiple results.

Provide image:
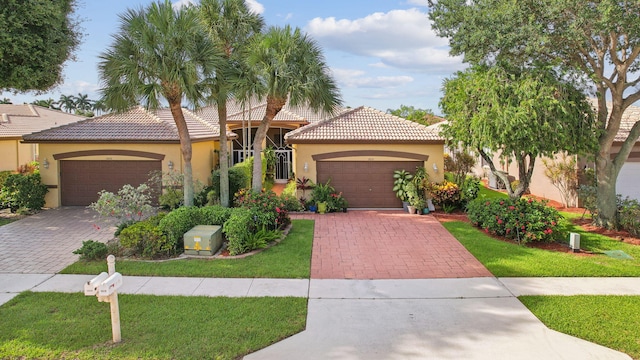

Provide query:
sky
left=1, top=0, right=466, bottom=115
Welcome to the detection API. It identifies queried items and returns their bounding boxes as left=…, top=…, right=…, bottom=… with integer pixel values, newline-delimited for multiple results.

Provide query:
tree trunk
left=251, top=96, right=286, bottom=191
left=594, top=152, right=620, bottom=229
left=169, top=101, right=194, bottom=207
left=218, top=101, right=230, bottom=207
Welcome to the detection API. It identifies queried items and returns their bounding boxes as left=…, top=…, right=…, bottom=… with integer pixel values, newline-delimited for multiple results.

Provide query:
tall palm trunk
left=251, top=96, right=286, bottom=191
left=168, top=101, right=194, bottom=207
left=218, top=101, right=230, bottom=207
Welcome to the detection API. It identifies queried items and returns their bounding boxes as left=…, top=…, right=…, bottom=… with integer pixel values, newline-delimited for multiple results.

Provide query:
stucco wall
left=292, top=143, right=445, bottom=184
left=38, top=141, right=216, bottom=208
left=0, top=139, right=38, bottom=172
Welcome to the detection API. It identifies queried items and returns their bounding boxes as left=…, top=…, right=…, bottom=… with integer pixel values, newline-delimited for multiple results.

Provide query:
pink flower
left=508, top=206, right=515, bottom=210
left=499, top=201, right=504, bottom=205
left=497, top=219, right=503, bottom=224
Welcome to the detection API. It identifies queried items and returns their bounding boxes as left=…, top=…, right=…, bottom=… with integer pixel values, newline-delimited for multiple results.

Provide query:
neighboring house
left=0, top=104, right=85, bottom=172
left=23, top=102, right=445, bottom=209
left=286, top=106, right=444, bottom=208
left=22, top=106, right=230, bottom=207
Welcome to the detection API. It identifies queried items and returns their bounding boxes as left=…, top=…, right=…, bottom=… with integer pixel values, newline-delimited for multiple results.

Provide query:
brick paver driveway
left=0, top=208, right=115, bottom=274
left=293, top=210, right=491, bottom=279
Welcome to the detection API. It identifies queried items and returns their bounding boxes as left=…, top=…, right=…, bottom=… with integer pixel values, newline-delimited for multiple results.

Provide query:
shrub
left=460, top=176, right=481, bottom=204
left=234, top=189, right=290, bottom=229
left=199, top=205, right=233, bottom=225
left=444, top=151, right=476, bottom=186
left=282, top=179, right=297, bottom=198
left=119, top=216, right=172, bottom=259
left=0, top=173, right=48, bottom=213
left=73, top=240, right=108, bottom=261
left=89, top=184, right=154, bottom=225
left=280, top=193, right=304, bottom=212
left=466, top=197, right=563, bottom=243
left=619, top=198, right=640, bottom=237
left=209, top=165, right=251, bottom=205
left=157, top=206, right=203, bottom=250
left=427, top=180, right=463, bottom=211
left=223, top=208, right=255, bottom=255
left=542, top=154, right=579, bottom=207
left=0, top=171, right=13, bottom=190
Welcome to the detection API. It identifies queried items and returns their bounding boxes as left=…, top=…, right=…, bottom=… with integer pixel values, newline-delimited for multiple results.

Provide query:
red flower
left=508, top=206, right=515, bottom=210
left=497, top=219, right=503, bottom=224
left=499, top=201, right=504, bottom=205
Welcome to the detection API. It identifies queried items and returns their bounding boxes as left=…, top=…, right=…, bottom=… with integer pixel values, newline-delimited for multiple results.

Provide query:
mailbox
left=98, top=273, right=123, bottom=297
left=84, top=272, right=109, bottom=296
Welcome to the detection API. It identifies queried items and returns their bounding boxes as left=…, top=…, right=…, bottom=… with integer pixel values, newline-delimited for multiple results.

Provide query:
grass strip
left=62, top=219, right=314, bottom=278
left=443, top=221, right=640, bottom=277
left=520, top=295, right=640, bottom=360
left=0, top=292, right=306, bottom=360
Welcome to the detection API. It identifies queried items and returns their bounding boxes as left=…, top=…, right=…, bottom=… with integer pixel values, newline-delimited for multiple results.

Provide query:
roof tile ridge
left=139, top=106, right=164, bottom=123
left=22, top=115, right=96, bottom=138
left=286, top=106, right=364, bottom=138
left=183, top=107, right=217, bottom=132
left=378, top=107, right=432, bottom=130
left=228, top=102, right=266, bottom=118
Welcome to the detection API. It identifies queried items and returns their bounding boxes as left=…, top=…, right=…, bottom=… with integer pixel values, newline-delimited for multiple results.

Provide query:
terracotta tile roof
left=285, top=106, right=444, bottom=144
left=23, top=107, right=232, bottom=143
left=195, top=98, right=344, bottom=124
left=0, top=105, right=85, bottom=138
left=587, top=99, right=640, bottom=143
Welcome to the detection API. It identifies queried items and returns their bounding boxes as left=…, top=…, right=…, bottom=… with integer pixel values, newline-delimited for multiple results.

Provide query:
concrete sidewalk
left=1, top=275, right=638, bottom=359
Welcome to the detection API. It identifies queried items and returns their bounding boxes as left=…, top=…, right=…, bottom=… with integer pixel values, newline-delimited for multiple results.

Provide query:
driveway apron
left=292, top=210, right=491, bottom=279
left=0, top=207, right=115, bottom=274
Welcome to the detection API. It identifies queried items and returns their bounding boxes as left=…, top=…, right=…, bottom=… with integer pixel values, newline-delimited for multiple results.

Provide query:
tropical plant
left=246, top=25, right=342, bottom=191
left=98, top=0, right=223, bottom=207
left=58, top=94, right=76, bottom=113
left=73, top=240, right=108, bottom=261
left=429, top=0, right=640, bottom=229
left=31, top=98, right=59, bottom=110
left=310, top=180, right=335, bottom=205
left=392, top=170, right=413, bottom=202
left=440, top=65, right=596, bottom=199
left=74, top=93, right=92, bottom=111
left=198, top=0, right=264, bottom=208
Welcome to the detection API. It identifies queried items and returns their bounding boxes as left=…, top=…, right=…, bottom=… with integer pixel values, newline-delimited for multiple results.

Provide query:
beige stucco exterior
left=292, top=143, right=445, bottom=184
left=38, top=141, right=216, bottom=208
left=0, top=139, right=38, bottom=172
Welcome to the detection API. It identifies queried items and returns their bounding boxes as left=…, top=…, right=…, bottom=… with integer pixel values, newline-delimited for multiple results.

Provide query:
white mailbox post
left=84, top=255, right=122, bottom=343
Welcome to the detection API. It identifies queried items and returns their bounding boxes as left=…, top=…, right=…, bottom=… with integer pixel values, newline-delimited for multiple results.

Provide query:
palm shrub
left=466, top=197, right=563, bottom=244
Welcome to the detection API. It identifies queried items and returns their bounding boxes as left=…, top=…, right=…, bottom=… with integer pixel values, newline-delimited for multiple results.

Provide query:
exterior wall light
left=43, top=158, right=49, bottom=169
left=168, top=160, right=174, bottom=171
left=432, top=163, right=438, bottom=173
left=303, top=162, right=309, bottom=172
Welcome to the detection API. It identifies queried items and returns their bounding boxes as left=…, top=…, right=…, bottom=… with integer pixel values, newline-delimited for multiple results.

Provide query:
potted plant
left=392, top=170, right=413, bottom=211
left=311, top=180, right=334, bottom=214
left=411, top=197, right=426, bottom=215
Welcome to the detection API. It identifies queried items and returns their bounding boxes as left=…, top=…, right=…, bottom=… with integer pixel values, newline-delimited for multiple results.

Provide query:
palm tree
left=199, top=0, right=264, bottom=207
left=92, top=99, right=107, bottom=116
left=98, top=0, right=223, bottom=206
left=74, top=93, right=92, bottom=111
left=58, top=94, right=76, bottom=112
left=31, top=98, right=58, bottom=109
left=247, top=26, right=342, bottom=191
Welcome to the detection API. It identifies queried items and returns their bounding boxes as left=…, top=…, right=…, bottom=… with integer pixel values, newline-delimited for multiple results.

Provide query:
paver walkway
left=292, top=211, right=491, bottom=279
left=0, top=207, right=115, bottom=274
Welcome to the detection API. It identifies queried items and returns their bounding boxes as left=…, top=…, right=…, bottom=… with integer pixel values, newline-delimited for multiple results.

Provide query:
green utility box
left=184, top=225, right=222, bottom=256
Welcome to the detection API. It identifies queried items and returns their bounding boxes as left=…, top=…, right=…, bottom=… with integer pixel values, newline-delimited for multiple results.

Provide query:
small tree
left=440, top=65, right=596, bottom=199
left=542, top=154, right=579, bottom=208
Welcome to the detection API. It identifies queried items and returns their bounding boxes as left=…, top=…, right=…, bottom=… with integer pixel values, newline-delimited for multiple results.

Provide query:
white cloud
left=306, top=8, right=462, bottom=71
left=369, top=62, right=389, bottom=68
left=172, top=0, right=196, bottom=9
left=331, top=68, right=414, bottom=88
left=245, top=0, right=264, bottom=14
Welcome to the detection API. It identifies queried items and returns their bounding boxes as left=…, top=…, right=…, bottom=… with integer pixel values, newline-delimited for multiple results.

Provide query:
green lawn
left=520, top=295, right=640, bottom=360
left=477, top=184, right=509, bottom=200
left=62, top=219, right=314, bottom=278
left=443, top=220, right=640, bottom=277
left=0, top=218, right=16, bottom=227
left=0, top=292, right=306, bottom=360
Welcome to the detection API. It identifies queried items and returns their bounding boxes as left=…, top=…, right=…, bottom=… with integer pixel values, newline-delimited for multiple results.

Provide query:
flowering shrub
left=234, top=189, right=290, bottom=230
left=89, top=184, right=155, bottom=225
left=466, top=197, right=563, bottom=243
left=328, top=192, right=348, bottom=211
left=619, top=198, right=640, bottom=237
left=427, top=181, right=463, bottom=211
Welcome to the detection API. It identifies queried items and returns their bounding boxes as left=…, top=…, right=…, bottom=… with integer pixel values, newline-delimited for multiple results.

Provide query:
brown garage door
left=317, top=161, right=422, bottom=208
left=60, top=160, right=161, bottom=206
